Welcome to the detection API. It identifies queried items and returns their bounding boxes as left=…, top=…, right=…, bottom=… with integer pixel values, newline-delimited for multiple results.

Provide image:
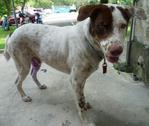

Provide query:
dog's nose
left=108, top=43, right=123, bottom=56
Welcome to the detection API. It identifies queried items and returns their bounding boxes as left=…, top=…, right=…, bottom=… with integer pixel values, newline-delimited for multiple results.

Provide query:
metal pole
left=11, top=0, right=18, bottom=28
left=126, top=0, right=136, bottom=66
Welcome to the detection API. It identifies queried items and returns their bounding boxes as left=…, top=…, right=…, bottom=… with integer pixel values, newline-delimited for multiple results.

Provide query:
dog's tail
left=3, top=33, right=12, bottom=61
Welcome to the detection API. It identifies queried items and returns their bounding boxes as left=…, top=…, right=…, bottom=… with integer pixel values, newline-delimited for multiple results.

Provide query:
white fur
left=4, top=8, right=127, bottom=122
left=4, top=19, right=104, bottom=119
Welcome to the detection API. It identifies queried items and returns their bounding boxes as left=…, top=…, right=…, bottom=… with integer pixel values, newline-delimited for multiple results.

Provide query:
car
left=69, top=4, right=77, bottom=12
left=24, top=12, right=36, bottom=23
left=0, top=12, right=35, bottom=26
left=42, top=5, right=77, bottom=26
left=8, top=15, right=20, bottom=25
left=42, top=12, right=78, bottom=26
left=53, top=6, right=76, bottom=13
left=53, top=6, right=70, bottom=13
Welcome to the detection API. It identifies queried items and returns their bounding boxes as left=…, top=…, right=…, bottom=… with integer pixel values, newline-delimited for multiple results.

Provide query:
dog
left=4, top=4, right=146, bottom=120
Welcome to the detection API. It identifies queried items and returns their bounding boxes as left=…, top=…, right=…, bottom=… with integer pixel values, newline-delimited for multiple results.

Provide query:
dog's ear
left=117, top=7, right=132, bottom=23
left=127, top=6, right=147, bottom=20
left=77, top=5, right=98, bottom=21
left=89, top=5, right=112, bottom=22
left=89, top=7, right=102, bottom=22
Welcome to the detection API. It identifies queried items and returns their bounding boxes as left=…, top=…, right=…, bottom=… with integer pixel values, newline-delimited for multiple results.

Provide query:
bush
left=0, top=26, right=16, bottom=49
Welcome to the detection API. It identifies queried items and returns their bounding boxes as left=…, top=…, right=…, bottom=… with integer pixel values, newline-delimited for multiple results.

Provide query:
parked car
left=53, top=6, right=70, bottom=13
left=53, top=6, right=76, bottom=13
left=8, top=15, right=20, bottom=25
left=69, top=4, right=77, bottom=12
left=21, top=12, right=36, bottom=23
left=42, top=12, right=78, bottom=26
left=0, top=12, right=35, bottom=26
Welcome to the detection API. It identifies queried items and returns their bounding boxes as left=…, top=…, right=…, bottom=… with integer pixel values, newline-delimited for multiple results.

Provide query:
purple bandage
left=31, top=57, right=41, bottom=75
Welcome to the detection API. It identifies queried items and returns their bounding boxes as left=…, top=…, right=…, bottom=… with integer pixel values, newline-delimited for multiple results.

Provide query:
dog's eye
left=120, top=24, right=127, bottom=29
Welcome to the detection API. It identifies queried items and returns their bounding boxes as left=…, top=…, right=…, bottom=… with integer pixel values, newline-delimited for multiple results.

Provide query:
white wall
left=135, top=0, right=149, bottom=45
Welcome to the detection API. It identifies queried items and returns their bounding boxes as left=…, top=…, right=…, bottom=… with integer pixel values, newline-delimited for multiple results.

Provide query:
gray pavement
left=0, top=53, right=149, bottom=126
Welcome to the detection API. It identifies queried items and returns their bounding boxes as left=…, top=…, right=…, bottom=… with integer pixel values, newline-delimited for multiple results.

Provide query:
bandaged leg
left=31, top=57, right=47, bottom=89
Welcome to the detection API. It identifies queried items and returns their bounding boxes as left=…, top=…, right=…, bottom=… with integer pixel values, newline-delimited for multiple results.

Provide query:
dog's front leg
left=70, top=66, right=92, bottom=119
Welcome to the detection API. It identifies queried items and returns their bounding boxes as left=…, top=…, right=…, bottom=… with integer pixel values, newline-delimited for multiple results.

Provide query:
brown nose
left=108, top=43, right=123, bottom=56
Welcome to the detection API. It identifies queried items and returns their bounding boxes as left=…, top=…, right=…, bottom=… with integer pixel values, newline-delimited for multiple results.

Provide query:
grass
left=0, top=26, right=16, bottom=49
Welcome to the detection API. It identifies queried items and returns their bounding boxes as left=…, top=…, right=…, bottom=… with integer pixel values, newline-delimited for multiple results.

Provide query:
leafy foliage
left=29, top=0, right=53, bottom=8
left=0, top=26, right=15, bottom=49
left=109, top=0, right=133, bottom=5
left=0, top=0, right=133, bottom=17
left=0, top=0, right=12, bottom=16
left=100, top=0, right=108, bottom=3
left=0, top=1, right=7, bottom=17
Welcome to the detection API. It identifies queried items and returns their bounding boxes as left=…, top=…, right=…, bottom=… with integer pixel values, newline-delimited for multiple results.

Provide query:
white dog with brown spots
left=4, top=4, right=146, bottom=123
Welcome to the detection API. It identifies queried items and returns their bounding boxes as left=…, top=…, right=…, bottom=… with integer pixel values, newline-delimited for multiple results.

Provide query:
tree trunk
left=100, top=0, right=108, bottom=3
left=21, top=0, right=27, bottom=13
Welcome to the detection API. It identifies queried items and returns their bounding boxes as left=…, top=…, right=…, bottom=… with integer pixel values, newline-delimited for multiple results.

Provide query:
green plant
left=0, top=26, right=16, bottom=49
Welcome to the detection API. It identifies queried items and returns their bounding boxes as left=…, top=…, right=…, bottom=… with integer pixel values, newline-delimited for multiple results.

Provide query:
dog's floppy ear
left=89, top=5, right=112, bottom=22
left=127, top=6, right=147, bottom=20
left=77, top=5, right=98, bottom=21
left=89, top=7, right=102, bottom=22
left=117, top=7, right=132, bottom=23
left=77, top=4, right=112, bottom=22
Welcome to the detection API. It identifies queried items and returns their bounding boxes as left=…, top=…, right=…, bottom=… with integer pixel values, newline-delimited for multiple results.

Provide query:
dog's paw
left=22, top=96, right=32, bottom=102
left=39, top=84, right=47, bottom=89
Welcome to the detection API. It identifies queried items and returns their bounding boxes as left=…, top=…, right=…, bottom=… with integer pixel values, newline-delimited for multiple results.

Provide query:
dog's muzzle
left=105, top=42, right=123, bottom=63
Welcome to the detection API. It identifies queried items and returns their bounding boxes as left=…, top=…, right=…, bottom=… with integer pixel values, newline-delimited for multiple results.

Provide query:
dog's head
left=78, top=4, right=146, bottom=63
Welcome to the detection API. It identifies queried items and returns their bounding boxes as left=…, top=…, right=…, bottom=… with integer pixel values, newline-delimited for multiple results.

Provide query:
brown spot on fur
left=89, top=5, right=113, bottom=41
left=79, top=97, right=91, bottom=111
left=79, top=97, right=85, bottom=109
left=117, top=6, right=132, bottom=23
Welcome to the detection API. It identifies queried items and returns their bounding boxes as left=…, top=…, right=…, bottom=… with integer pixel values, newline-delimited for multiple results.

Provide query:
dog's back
left=4, top=22, right=90, bottom=73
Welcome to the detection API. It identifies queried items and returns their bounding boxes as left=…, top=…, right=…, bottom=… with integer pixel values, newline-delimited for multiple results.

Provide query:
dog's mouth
left=106, top=52, right=119, bottom=63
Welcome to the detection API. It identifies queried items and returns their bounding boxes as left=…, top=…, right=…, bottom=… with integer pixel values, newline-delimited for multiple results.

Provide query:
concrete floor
left=0, top=54, right=149, bottom=126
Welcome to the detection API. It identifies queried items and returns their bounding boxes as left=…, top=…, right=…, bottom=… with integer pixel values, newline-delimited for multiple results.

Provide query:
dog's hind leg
left=31, top=57, right=47, bottom=89
left=11, top=50, right=32, bottom=102
left=13, top=55, right=32, bottom=102
left=17, top=69, right=32, bottom=102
